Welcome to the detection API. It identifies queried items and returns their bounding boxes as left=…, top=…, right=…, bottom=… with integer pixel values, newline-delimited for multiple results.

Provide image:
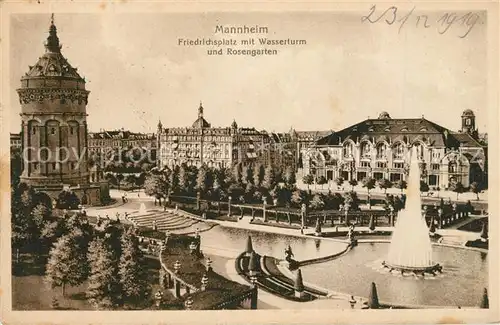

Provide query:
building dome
left=17, top=15, right=89, bottom=114
left=19, top=17, right=86, bottom=90
left=378, top=111, right=391, bottom=119
left=462, top=109, right=475, bottom=117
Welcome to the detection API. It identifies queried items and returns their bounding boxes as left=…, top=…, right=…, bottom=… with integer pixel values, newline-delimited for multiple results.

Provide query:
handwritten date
left=361, top=5, right=480, bottom=38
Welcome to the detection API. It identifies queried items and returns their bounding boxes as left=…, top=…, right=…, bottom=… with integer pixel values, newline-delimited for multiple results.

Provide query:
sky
left=9, top=11, right=488, bottom=134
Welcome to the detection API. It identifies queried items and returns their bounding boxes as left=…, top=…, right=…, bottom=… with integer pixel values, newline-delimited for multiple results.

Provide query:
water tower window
left=466, top=118, right=471, bottom=126
left=51, top=128, right=55, bottom=135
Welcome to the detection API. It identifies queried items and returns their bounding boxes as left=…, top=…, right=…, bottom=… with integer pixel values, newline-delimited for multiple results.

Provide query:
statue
left=284, top=245, right=294, bottom=262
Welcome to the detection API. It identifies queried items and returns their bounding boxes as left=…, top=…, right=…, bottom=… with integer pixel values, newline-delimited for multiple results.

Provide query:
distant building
left=301, top=110, right=487, bottom=188
left=88, top=129, right=157, bottom=160
left=157, top=103, right=266, bottom=169
left=10, top=133, right=22, bottom=150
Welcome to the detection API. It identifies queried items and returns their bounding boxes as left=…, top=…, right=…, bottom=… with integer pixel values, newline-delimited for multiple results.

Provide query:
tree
left=420, top=181, right=429, bottom=193
left=45, top=234, right=88, bottom=296
left=242, top=165, right=253, bottom=185
left=362, top=177, right=376, bottom=194
left=262, top=165, right=276, bottom=190
left=302, top=174, right=314, bottom=190
left=196, top=165, right=211, bottom=195
left=348, top=179, right=358, bottom=191
left=335, top=176, right=345, bottom=189
left=232, top=163, right=243, bottom=185
left=377, top=179, right=392, bottom=194
left=56, top=190, right=80, bottom=209
left=116, top=173, right=124, bottom=190
left=395, top=179, right=407, bottom=193
left=470, top=182, right=481, bottom=201
left=449, top=181, right=465, bottom=200
left=105, top=173, right=117, bottom=185
left=316, top=176, right=327, bottom=189
left=291, top=189, right=308, bottom=208
left=119, top=229, right=150, bottom=308
left=309, top=193, right=325, bottom=211
left=253, top=164, right=265, bottom=187
left=343, top=191, right=360, bottom=211
left=368, top=215, right=375, bottom=232
left=177, top=163, right=189, bottom=194
left=283, top=166, right=296, bottom=188
left=144, top=175, right=167, bottom=201
left=87, top=237, right=122, bottom=309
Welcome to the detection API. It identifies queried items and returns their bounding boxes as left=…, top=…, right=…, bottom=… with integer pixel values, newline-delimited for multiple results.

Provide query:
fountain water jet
left=383, top=147, right=442, bottom=276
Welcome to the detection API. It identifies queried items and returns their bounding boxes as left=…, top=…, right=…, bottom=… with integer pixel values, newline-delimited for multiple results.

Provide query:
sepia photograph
left=0, top=2, right=498, bottom=324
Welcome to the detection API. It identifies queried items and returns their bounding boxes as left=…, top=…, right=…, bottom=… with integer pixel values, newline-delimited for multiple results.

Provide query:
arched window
left=51, top=127, right=56, bottom=135
left=376, top=143, right=388, bottom=159
left=361, top=142, right=372, bottom=158
left=414, top=143, right=424, bottom=159
left=343, top=142, right=354, bottom=158
left=393, top=143, right=404, bottom=159
left=448, top=161, right=458, bottom=173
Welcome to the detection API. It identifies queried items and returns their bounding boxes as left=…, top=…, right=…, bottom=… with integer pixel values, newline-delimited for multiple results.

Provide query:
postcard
left=0, top=1, right=498, bottom=324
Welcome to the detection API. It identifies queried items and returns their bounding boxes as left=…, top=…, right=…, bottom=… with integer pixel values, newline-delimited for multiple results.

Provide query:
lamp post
left=262, top=196, right=268, bottom=222
left=389, top=205, right=394, bottom=226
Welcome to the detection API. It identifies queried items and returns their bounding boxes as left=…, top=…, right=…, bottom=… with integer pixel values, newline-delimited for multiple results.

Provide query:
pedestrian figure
left=163, top=205, right=167, bottom=212
left=138, top=192, right=140, bottom=198
left=300, top=227, right=304, bottom=235
left=349, top=295, right=356, bottom=309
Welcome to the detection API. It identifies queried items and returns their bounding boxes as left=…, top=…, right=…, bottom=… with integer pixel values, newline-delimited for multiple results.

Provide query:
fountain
left=383, top=147, right=442, bottom=276
left=139, top=203, right=147, bottom=215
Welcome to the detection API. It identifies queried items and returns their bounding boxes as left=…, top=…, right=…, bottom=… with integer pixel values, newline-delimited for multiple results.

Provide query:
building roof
left=89, top=130, right=155, bottom=140
left=20, top=15, right=85, bottom=86
left=316, top=116, right=482, bottom=148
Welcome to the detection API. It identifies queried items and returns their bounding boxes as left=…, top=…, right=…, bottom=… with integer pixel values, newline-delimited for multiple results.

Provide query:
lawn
left=12, top=253, right=165, bottom=310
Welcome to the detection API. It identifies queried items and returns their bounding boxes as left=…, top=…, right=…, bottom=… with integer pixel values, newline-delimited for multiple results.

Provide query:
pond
left=200, top=225, right=488, bottom=307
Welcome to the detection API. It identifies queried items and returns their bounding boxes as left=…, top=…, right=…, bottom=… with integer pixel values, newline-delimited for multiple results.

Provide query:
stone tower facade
left=461, top=109, right=477, bottom=137
left=17, top=15, right=90, bottom=187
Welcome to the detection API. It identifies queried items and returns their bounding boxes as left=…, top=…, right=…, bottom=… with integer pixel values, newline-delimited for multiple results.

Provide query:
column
left=250, top=287, right=258, bottom=310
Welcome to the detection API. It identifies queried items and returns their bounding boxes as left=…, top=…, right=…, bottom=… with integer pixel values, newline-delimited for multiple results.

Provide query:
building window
left=52, top=162, right=56, bottom=170
left=432, top=163, right=440, bottom=170
left=448, top=162, right=458, bottom=173
left=32, top=127, right=37, bottom=134
left=343, top=142, right=354, bottom=158
left=466, top=118, right=471, bottom=126
left=33, top=163, right=38, bottom=170
left=393, top=143, right=404, bottom=159
left=376, top=162, right=387, bottom=168
left=71, top=162, right=76, bottom=170
left=70, top=127, right=74, bottom=135
left=51, top=128, right=56, bottom=135
left=361, top=142, right=372, bottom=158
left=360, top=161, right=371, bottom=168
left=393, top=162, right=404, bottom=169
left=376, top=143, right=388, bottom=159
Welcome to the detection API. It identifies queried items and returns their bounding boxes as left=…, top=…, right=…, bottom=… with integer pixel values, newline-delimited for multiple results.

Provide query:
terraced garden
left=125, top=210, right=215, bottom=235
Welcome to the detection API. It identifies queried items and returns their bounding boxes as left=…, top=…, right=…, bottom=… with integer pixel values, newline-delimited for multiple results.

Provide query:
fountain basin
left=382, top=261, right=443, bottom=276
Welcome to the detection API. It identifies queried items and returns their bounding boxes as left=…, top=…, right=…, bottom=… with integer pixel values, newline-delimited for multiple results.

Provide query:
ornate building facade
left=16, top=16, right=109, bottom=205
left=157, top=103, right=333, bottom=171
left=301, top=110, right=487, bottom=189
left=157, top=103, right=265, bottom=169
